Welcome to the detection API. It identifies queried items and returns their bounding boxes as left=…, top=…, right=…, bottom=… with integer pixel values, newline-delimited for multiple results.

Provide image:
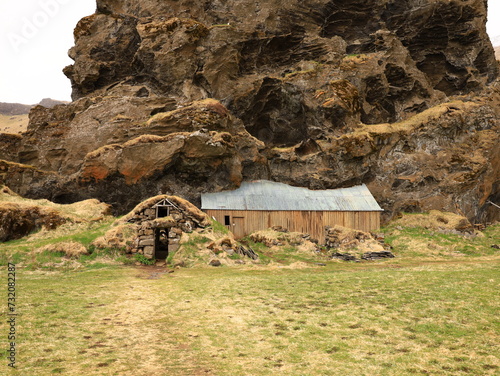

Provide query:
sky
left=0, top=0, right=96, bottom=104
left=0, top=0, right=499, bottom=105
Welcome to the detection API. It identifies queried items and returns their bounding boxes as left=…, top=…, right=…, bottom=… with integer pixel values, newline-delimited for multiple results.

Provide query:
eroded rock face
left=0, top=0, right=498, bottom=222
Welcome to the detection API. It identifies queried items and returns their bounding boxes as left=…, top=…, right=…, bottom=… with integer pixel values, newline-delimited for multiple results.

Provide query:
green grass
left=242, top=237, right=325, bottom=266
left=133, top=254, right=156, bottom=265
left=1, top=260, right=498, bottom=375
left=382, top=223, right=500, bottom=259
left=210, top=219, right=230, bottom=236
left=0, top=219, right=116, bottom=268
left=169, top=233, right=214, bottom=267
left=0, top=211, right=498, bottom=375
left=241, top=237, right=272, bottom=264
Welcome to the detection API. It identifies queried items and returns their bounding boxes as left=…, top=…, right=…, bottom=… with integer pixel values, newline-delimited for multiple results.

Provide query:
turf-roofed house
left=201, top=180, right=383, bottom=243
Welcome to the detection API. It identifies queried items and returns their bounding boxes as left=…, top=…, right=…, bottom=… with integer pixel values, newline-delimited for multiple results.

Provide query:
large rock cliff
left=0, top=0, right=498, bottom=222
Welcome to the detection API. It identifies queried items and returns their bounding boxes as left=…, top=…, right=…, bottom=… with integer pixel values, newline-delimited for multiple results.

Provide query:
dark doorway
left=154, top=228, right=169, bottom=259
left=157, top=206, right=170, bottom=218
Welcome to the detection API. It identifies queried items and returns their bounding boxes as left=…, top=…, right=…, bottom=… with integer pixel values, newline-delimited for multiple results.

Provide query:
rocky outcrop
left=266, top=97, right=500, bottom=222
left=0, top=0, right=498, bottom=223
left=324, top=224, right=394, bottom=261
left=0, top=160, right=59, bottom=198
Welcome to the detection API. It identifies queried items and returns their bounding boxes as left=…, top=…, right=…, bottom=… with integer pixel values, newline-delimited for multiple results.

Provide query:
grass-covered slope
left=0, top=186, right=116, bottom=269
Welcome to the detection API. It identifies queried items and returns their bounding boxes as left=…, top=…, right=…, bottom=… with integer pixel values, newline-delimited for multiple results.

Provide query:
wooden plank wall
left=205, top=210, right=380, bottom=243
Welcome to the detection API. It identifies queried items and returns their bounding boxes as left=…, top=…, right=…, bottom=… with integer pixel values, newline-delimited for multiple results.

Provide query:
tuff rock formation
left=0, top=0, right=498, bottom=223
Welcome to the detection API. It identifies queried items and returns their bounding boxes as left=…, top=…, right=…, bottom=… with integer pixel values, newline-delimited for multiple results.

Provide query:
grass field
left=0, top=114, right=29, bottom=134
left=1, top=259, right=499, bottom=375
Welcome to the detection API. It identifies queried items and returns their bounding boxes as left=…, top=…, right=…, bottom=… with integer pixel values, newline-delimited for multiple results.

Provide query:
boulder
left=209, top=259, right=222, bottom=267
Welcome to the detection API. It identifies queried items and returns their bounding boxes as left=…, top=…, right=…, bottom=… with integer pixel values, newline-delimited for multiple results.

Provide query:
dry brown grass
left=249, top=229, right=317, bottom=253
left=92, top=223, right=138, bottom=251
left=119, top=194, right=210, bottom=226
left=0, top=186, right=115, bottom=263
left=0, top=186, right=111, bottom=222
left=390, top=210, right=472, bottom=232
left=0, top=185, right=19, bottom=196
left=0, top=113, right=29, bottom=133
left=84, top=144, right=122, bottom=160
left=357, top=100, right=478, bottom=136
left=146, top=98, right=229, bottom=127
left=122, top=134, right=169, bottom=147
left=0, top=201, right=67, bottom=241
left=34, top=241, right=89, bottom=258
left=325, top=224, right=386, bottom=253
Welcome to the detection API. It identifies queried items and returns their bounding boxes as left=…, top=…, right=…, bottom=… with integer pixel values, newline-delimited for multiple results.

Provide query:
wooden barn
left=201, top=180, right=383, bottom=243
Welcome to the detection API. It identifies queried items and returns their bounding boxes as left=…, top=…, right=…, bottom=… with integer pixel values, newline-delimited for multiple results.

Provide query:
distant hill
left=0, top=102, right=31, bottom=116
left=38, top=98, right=69, bottom=108
left=0, top=102, right=31, bottom=133
left=0, top=98, right=68, bottom=134
left=491, top=35, right=500, bottom=60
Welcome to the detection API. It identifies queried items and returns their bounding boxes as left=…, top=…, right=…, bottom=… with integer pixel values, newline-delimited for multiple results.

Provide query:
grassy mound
left=0, top=186, right=115, bottom=269
left=382, top=211, right=499, bottom=259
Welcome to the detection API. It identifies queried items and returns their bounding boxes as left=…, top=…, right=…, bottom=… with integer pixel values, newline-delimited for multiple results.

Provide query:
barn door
left=232, top=216, right=245, bottom=239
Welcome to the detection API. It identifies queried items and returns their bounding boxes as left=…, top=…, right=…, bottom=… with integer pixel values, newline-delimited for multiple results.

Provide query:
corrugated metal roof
left=201, top=180, right=383, bottom=211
